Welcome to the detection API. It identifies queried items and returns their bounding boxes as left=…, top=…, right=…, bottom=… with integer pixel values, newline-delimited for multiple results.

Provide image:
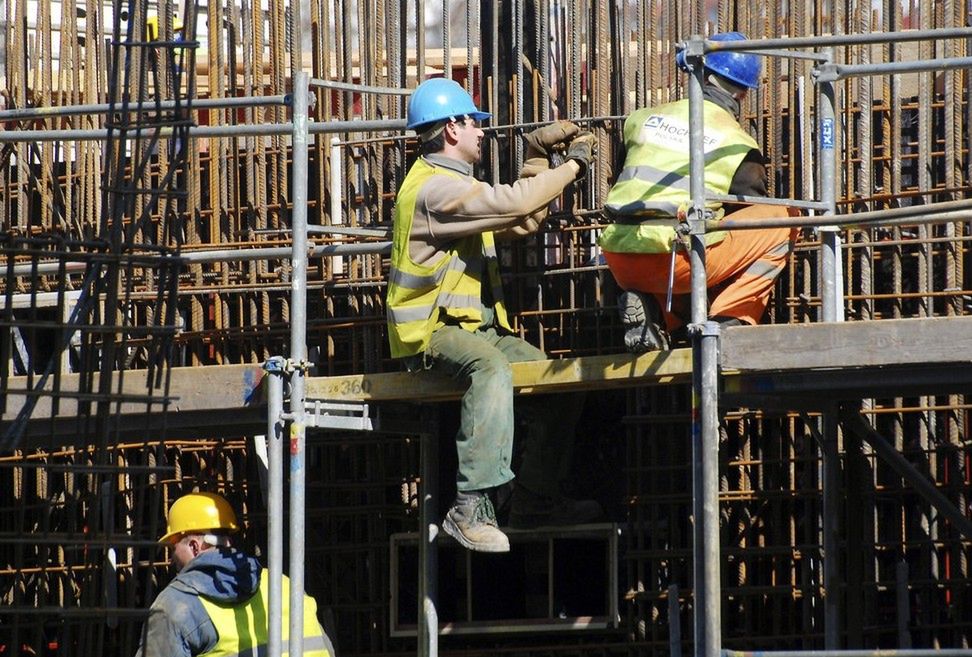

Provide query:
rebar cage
left=1, top=0, right=971, bottom=655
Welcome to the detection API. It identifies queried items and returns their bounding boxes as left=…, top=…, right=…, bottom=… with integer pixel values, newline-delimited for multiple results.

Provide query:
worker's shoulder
left=153, top=583, right=217, bottom=637
left=415, top=168, right=480, bottom=206
left=152, top=578, right=199, bottom=609
left=627, top=99, right=686, bottom=118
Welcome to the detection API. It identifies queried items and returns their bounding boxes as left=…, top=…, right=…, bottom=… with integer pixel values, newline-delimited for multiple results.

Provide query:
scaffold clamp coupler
left=262, top=357, right=310, bottom=375
left=676, top=36, right=705, bottom=72
left=285, top=358, right=311, bottom=373
left=675, top=218, right=691, bottom=237
left=700, top=320, right=721, bottom=338
left=282, top=91, right=317, bottom=111
left=812, top=62, right=840, bottom=83
left=263, top=356, right=287, bottom=374
left=686, top=204, right=709, bottom=235
left=686, top=321, right=721, bottom=339
left=687, top=321, right=722, bottom=339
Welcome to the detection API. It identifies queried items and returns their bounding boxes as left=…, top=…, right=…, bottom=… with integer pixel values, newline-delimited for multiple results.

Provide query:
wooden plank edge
left=305, top=348, right=693, bottom=402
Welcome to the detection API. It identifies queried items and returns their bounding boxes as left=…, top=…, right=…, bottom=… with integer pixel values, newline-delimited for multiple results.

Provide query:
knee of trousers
left=468, top=356, right=513, bottom=393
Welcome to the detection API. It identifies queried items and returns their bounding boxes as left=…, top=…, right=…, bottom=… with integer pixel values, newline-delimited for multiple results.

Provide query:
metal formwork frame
left=3, top=4, right=972, bottom=655
left=0, top=58, right=402, bottom=656
left=679, top=28, right=972, bottom=657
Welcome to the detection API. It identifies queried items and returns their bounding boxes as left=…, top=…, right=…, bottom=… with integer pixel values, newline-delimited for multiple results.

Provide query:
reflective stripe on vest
left=386, top=158, right=512, bottom=358
left=198, top=571, right=331, bottom=657
left=600, top=99, right=758, bottom=254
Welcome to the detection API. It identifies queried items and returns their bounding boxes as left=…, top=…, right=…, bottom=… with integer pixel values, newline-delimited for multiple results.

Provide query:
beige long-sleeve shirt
left=405, top=153, right=578, bottom=266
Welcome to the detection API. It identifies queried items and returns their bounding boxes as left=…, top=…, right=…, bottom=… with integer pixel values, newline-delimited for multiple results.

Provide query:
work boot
left=442, top=490, right=510, bottom=553
left=508, top=485, right=605, bottom=530
left=618, top=291, right=669, bottom=353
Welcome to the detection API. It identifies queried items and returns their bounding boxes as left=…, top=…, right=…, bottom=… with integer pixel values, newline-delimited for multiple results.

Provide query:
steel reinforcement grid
left=1, top=0, right=970, bottom=655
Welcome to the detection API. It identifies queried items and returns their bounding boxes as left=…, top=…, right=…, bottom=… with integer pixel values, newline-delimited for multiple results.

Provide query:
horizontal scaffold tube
left=699, top=26, right=972, bottom=52
left=708, top=197, right=972, bottom=231
left=723, top=650, right=972, bottom=657
left=0, top=118, right=407, bottom=142
left=11, top=241, right=391, bottom=275
left=0, top=95, right=289, bottom=121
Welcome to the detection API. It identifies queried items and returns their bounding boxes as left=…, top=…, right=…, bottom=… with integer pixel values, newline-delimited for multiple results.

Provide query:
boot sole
left=441, top=515, right=510, bottom=553
left=619, top=291, right=669, bottom=352
left=618, top=291, right=647, bottom=326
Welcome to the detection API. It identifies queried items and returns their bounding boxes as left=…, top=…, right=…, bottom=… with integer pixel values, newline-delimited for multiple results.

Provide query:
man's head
left=406, top=78, right=490, bottom=161
left=678, top=31, right=762, bottom=99
left=159, top=492, right=239, bottom=571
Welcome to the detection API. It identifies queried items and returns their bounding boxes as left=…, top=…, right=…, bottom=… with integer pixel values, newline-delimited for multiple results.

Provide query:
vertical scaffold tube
left=418, top=422, right=439, bottom=657
left=686, top=35, right=721, bottom=657
left=687, top=42, right=708, bottom=327
left=818, top=48, right=842, bottom=324
left=816, top=48, right=842, bottom=650
left=289, top=71, right=310, bottom=657
left=265, top=357, right=285, bottom=657
left=823, top=408, right=841, bottom=649
left=330, top=137, right=345, bottom=275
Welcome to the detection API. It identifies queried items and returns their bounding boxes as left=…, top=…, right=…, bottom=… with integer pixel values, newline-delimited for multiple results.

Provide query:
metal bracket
left=686, top=320, right=722, bottom=340
left=262, top=356, right=310, bottom=375
left=811, top=62, right=840, bottom=83
left=263, top=356, right=287, bottom=374
left=677, top=36, right=706, bottom=72
left=304, top=399, right=376, bottom=431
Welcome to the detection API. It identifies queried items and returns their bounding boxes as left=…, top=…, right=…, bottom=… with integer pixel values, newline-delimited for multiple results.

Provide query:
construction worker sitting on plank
left=599, top=31, right=798, bottom=352
left=135, top=492, right=335, bottom=657
left=386, top=78, right=604, bottom=553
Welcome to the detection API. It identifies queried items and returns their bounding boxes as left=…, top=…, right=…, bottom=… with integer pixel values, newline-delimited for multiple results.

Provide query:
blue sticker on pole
left=821, top=118, right=834, bottom=150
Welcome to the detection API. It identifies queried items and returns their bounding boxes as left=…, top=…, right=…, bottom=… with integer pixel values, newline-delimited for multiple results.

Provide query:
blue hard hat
left=406, top=78, right=491, bottom=130
left=676, top=31, right=762, bottom=90
left=703, top=32, right=762, bottom=89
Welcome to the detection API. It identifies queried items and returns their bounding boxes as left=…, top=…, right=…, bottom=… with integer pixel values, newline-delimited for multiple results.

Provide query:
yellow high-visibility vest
left=600, top=99, right=758, bottom=254
left=198, top=571, right=331, bottom=657
left=386, top=158, right=512, bottom=358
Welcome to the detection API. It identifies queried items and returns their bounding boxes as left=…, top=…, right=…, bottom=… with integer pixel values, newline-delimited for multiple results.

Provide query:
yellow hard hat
left=159, top=492, right=239, bottom=544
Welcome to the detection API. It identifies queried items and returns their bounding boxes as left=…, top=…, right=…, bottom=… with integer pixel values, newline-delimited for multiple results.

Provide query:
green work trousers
left=424, top=323, right=582, bottom=494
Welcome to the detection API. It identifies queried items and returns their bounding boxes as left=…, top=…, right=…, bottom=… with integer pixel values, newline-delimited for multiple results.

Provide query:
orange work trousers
left=603, top=203, right=797, bottom=330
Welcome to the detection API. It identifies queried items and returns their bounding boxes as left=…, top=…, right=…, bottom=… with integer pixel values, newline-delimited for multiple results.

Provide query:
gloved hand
left=566, top=131, right=596, bottom=178
left=524, top=121, right=581, bottom=159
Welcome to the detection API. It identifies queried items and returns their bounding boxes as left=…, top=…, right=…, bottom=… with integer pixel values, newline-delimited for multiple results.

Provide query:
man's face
left=451, top=117, right=484, bottom=163
left=170, top=535, right=200, bottom=573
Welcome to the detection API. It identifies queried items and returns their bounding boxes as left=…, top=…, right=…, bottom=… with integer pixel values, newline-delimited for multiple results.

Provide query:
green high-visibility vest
left=600, top=99, right=758, bottom=254
left=198, top=571, right=331, bottom=657
left=386, top=158, right=512, bottom=358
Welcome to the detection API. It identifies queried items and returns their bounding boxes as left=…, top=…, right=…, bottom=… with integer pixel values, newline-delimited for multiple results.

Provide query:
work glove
left=524, top=120, right=581, bottom=159
left=566, top=131, right=597, bottom=178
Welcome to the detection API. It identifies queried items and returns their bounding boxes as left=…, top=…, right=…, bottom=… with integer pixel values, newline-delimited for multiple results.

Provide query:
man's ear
left=443, top=120, right=460, bottom=145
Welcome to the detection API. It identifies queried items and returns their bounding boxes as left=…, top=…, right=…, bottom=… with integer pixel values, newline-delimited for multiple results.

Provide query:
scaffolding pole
left=684, top=34, right=721, bottom=657
left=815, top=45, right=843, bottom=650
left=418, top=427, right=439, bottom=657
left=0, top=118, right=406, bottom=143
left=264, top=357, right=286, bottom=657
left=288, top=70, right=310, bottom=657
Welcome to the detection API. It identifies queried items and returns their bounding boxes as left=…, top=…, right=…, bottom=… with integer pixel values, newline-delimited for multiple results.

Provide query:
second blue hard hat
left=676, top=31, right=762, bottom=90
left=406, top=78, right=491, bottom=131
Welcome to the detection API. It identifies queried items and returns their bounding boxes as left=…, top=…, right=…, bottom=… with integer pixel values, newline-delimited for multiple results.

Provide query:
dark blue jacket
left=135, top=548, right=261, bottom=657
